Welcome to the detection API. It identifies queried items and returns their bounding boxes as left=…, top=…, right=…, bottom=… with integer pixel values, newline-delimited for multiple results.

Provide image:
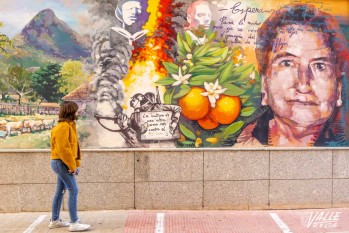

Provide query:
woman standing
left=49, top=101, right=91, bottom=232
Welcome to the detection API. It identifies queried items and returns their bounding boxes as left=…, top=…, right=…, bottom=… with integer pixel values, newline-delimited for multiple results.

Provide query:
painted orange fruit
left=178, top=87, right=210, bottom=120
left=210, top=95, right=241, bottom=124
left=197, top=113, right=219, bottom=130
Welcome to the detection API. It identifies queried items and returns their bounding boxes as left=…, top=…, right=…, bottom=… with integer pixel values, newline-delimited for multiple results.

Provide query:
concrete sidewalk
left=1, top=208, right=349, bottom=233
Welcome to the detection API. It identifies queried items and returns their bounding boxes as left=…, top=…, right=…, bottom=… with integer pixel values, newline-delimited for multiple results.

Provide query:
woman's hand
left=68, top=169, right=79, bottom=175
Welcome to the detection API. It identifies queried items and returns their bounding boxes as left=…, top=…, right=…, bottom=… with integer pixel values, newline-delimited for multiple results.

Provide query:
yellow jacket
left=50, top=121, right=81, bottom=171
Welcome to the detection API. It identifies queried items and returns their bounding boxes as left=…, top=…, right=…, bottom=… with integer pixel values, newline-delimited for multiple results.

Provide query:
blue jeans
left=51, top=160, right=79, bottom=223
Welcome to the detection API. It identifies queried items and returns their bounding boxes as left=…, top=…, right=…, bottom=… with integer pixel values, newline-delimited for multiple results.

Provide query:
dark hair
left=58, top=101, right=79, bottom=122
left=256, top=3, right=349, bottom=75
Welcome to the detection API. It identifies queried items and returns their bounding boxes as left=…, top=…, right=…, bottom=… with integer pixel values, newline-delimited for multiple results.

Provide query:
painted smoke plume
left=84, top=0, right=131, bottom=117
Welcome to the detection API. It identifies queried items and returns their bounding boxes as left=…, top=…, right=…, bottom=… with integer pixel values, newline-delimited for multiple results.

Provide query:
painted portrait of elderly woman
left=234, top=4, right=349, bottom=147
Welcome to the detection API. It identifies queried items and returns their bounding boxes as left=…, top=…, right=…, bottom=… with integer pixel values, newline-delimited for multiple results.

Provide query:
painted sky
left=0, top=0, right=92, bottom=38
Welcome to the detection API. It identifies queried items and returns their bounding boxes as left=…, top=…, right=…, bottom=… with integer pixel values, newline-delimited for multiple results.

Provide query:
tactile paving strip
left=123, top=209, right=349, bottom=233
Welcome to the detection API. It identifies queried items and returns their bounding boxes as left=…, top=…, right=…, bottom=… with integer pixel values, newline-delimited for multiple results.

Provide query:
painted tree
left=3, top=66, right=33, bottom=105
left=0, top=22, right=12, bottom=55
left=59, top=60, right=88, bottom=93
left=30, top=64, right=64, bottom=103
left=0, top=72, right=11, bottom=102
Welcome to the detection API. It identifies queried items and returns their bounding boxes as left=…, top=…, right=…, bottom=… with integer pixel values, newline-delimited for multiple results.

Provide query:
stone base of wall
left=0, top=149, right=348, bottom=212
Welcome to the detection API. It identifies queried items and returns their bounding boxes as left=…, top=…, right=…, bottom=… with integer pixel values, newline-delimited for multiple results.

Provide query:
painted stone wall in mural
left=0, top=0, right=348, bottom=148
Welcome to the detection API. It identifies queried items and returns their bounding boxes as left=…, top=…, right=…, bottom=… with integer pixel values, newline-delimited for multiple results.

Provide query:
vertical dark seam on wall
left=268, top=150, right=271, bottom=209
left=134, top=151, right=136, bottom=210
left=18, top=184, right=22, bottom=212
left=202, top=150, right=205, bottom=210
left=331, top=150, right=334, bottom=208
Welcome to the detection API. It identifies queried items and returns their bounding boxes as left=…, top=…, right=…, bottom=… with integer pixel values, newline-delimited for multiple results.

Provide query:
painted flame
left=122, top=0, right=173, bottom=114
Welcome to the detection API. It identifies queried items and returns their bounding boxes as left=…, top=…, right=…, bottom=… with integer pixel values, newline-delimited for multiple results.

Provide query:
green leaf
left=221, top=83, right=246, bottom=96
left=173, top=85, right=191, bottom=99
left=229, top=64, right=255, bottom=82
left=206, top=41, right=223, bottom=48
left=217, top=62, right=230, bottom=73
left=206, top=30, right=217, bottom=41
left=163, top=88, right=175, bottom=104
left=183, top=40, right=191, bottom=53
left=155, top=77, right=176, bottom=86
left=223, top=121, right=244, bottom=139
left=220, top=47, right=229, bottom=61
left=220, top=64, right=255, bottom=84
left=232, top=63, right=254, bottom=73
left=185, top=32, right=195, bottom=48
left=196, top=56, right=222, bottom=66
left=219, top=62, right=234, bottom=83
left=240, top=107, right=256, bottom=116
left=254, top=70, right=261, bottom=80
left=178, top=48, right=186, bottom=58
left=205, top=47, right=222, bottom=56
left=179, top=123, right=196, bottom=140
left=177, top=33, right=188, bottom=58
left=179, top=141, right=195, bottom=146
left=214, top=132, right=224, bottom=139
left=205, top=47, right=225, bottom=57
left=162, top=62, right=178, bottom=74
left=211, top=62, right=227, bottom=69
left=178, top=33, right=191, bottom=53
left=189, top=73, right=219, bottom=85
left=189, top=65, right=216, bottom=75
left=193, top=42, right=213, bottom=58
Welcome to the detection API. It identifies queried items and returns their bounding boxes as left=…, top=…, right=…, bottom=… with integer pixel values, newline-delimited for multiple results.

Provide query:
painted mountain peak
left=19, top=8, right=91, bottom=60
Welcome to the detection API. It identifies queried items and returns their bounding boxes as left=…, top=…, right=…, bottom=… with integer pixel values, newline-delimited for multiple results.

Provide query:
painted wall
left=0, top=0, right=348, bottom=148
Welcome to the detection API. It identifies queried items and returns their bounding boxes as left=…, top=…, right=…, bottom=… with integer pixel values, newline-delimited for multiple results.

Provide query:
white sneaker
left=48, top=219, right=70, bottom=228
left=69, top=222, right=91, bottom=232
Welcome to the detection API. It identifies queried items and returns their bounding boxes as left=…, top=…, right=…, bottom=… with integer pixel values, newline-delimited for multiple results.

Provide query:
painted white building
left=62, top=82, right=94, bottom=117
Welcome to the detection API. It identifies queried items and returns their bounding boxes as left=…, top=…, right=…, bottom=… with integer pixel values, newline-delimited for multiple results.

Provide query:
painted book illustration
left=110, top=27, right=148, bottom=44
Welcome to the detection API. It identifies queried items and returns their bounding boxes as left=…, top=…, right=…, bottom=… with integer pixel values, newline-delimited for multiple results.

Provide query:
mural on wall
left=0, top=0, right=348, bottom=148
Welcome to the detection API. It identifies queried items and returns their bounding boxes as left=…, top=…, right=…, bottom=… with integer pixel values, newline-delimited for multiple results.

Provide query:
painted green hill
left=0, top=8, right=91, bottom=68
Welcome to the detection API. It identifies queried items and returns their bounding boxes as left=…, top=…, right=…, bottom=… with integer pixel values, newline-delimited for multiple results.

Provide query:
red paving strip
left=123, top=209, right=349, bottom=233
left=124, top=210, right=280, bottom=233
left=164, top=211, right=280, bottom=233
left=123, top=211, right=157, bottom=233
